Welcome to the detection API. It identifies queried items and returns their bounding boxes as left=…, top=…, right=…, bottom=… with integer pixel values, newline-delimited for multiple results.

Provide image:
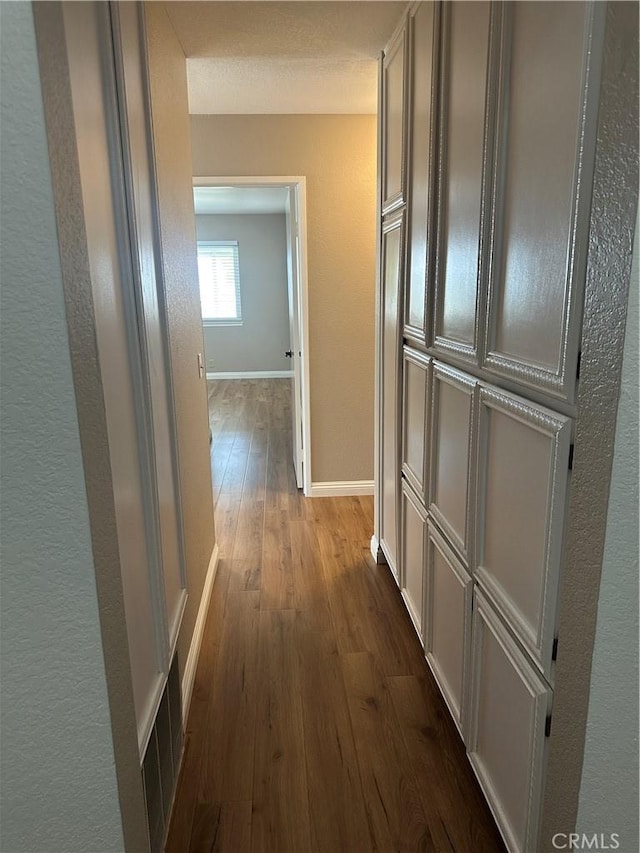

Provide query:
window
left=196, top=241, right=242, bottom=325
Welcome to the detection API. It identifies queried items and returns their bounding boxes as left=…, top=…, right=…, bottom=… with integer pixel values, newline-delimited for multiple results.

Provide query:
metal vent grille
left=141, top=653, right=184, bottom=853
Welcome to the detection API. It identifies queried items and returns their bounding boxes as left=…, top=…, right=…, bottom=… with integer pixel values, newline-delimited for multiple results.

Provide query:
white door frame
left=284, top=185, right=304, bottom=489
left=193, top=175, right=312, bottom=496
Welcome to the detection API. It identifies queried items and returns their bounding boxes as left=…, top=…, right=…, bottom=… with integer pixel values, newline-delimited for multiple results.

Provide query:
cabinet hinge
left=568, top=444, right=574, bottom=471
left=545, top=714, right=553, bottom=738
left=576, top=350, right=582, bottom=380
left=552, top=636, right=559, bottom=661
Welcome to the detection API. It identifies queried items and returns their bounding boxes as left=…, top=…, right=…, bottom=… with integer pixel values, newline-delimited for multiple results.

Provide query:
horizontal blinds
left=197, top=241, right=241, bottom=322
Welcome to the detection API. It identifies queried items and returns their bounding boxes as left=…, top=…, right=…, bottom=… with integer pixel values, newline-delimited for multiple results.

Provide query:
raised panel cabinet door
left=380, top=212, right=405, bottom=578
left=483, top=2, right=604, bottom=401
left=115, top=3, right=187, bottom=652
left=382, top=22, right=407, bottom=214
left=429, top=362, right=477, bottom=564
left=468, top=590, right=551, bottom=853
left=424, top=522, right=472, bottom=737
left=474, top=385, right=571, bottom=680
left=432, top=1, right=492, bottom=362
left=401, top=480, right=427, bottom=642
left=62, top=1, right=163, bottom=753
left=401, top=346, right=431, bottom=500
left=405, top=1, right=439, bottom=343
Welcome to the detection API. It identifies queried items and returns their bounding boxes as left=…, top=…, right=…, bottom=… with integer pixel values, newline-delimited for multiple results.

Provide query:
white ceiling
left=163, top=1, right=404, bottom=114
left=193, top=185, right=290, bottom=215
left=164, top=2, right=404, bottom=59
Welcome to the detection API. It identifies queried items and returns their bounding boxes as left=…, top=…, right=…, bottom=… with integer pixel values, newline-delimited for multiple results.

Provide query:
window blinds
left=197, top=241, right=241, bottom=324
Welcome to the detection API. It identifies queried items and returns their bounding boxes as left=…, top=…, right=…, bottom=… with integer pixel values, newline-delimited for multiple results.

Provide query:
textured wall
left=576, top=213, right=639, bottom=848
left=541, top=3, right=639, bottom=846
left=196, top=213, right=291, bottom=373
left=145, top=5, right=216, bottom=677
left=0, top=4, right=125, bottom=850
left=191, top=114, right=377, bottom=484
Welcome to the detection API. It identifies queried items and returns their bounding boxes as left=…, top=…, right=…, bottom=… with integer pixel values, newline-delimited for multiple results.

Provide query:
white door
left=424, top=522, right=473, bottom=738
left=115, top=3, right=186, bottom=653
left=380, top=212, right=404, bottom=579
left=468, top=590, right=551, bottom=853
left=286, top=187, right=304, bottom=488
left=62, top=1, right=162, bottom=752
left=400, top=479, right=427, bottom=641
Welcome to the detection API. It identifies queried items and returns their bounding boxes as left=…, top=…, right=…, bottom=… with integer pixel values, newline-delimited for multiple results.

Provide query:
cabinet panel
left=425, top=522, right=472, bottom=736
left=401, top=347, right=430, bottom=500
left=401, top=480, right=427, bottom=641
left=382, top=24, right=407, bottom=213
left=62, top=2, right=163, bottom=754
left=429, top=362, right=476, bottom=563
left=468, top=591, right=551, bottom=853
left=380, top=212, right=405, bottom=577
left=405, top=1, right=438, bottom=343
left=484, top=2, right=601, bottom=401
left=432, top=1, right=491, bottom=361
left=475, top=386, right=571, bottom=678
left=116, top=2, right=186, bottom=653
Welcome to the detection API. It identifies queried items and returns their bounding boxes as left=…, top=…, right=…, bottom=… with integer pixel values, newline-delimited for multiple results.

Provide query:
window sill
left=202, top=320, right=244, bottom=328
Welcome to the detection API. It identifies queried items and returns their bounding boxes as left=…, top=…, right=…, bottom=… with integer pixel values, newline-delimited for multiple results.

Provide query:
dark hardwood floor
left=165, top=378, right=504, bottom=853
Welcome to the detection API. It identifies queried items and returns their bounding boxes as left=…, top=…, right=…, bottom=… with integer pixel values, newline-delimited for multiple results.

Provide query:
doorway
left=192, top=176, right=311, bottom=496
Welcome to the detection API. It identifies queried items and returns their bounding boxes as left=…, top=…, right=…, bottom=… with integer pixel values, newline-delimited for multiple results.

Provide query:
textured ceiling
left=164, top=2, right=405, bottom=59
left=163, top=1, right=404, bottom=114
left=193, top=185, right=289, bottom=214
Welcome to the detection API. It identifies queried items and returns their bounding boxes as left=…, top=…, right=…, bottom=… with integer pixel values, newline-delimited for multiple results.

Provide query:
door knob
left=285, top=350, right=293, bottom=358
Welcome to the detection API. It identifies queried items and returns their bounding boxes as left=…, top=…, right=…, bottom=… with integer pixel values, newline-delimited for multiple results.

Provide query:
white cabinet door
left=432, top=1, right=492, bottom=363
left=468, top=591, right=551, bottom=853
left=380, top=212, right=405, bottom=578
left=400, top=480, right=427, bottom=642
left=115, top=3, right=187, bottom=656
left=474, top=385, right=571, bottom=679
left=483, top=2, right=603, bottom=402
left=382, top=22, right=407, bottom=214
left=401, top=347, right=431, bottom=501
left=62, top=2, right=165, bottom=755
left=404, top=1, right=438, bottom=344
left=429, top=362, right=477, bottom=564
left=424, top=522, right=473, bottom=737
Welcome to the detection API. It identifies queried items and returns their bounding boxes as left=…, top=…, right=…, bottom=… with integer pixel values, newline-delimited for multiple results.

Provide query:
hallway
left=166, top=379, right=504, bottom=852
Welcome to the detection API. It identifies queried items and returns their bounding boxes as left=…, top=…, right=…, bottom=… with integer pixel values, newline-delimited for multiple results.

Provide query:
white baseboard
left=309, top=480, right=375, bottom=497
left=206, top=370, right=293, bottom=380
left=370, top=534, right=388, bottom=564
left=181, top=543, right=219, bottom=720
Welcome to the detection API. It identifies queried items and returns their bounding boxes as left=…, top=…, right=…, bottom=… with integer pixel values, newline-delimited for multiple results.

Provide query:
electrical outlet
left=207, top=359, right=215, bottom=368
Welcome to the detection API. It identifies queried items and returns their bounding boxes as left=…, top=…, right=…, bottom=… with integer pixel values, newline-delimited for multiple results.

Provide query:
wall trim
left=540, top=4, right=639, bottom=845
left=181, top=544, right=219, bottom=719
left=310, top=480, right=375, bottom=497
left=206, top=370, right=293, bottom=380
left=370, top=534, right=388, bottom=564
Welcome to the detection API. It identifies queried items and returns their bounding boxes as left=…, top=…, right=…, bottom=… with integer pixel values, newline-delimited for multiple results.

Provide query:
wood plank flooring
left=166, top=378, right=504, bottom=853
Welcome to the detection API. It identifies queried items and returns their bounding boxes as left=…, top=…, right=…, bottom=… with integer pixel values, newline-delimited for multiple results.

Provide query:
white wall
left=0, top=4, right=124, bottom=850
left=196, top=213, right=291, bottom=374
left=576, top=214, right=639, bottom=849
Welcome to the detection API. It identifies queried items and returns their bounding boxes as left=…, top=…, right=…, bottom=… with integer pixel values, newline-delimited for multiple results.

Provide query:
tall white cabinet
left=375, top=3, right=606, bottom=850
left=59, top=4, right=188, bottom=850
